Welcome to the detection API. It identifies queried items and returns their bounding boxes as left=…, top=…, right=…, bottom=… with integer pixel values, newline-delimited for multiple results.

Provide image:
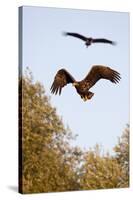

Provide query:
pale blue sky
left=22, top=6, right=129, bottom=154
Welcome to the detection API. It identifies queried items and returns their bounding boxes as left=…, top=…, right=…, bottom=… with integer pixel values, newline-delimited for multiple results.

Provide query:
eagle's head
left=72, top=82, right=79, bottom=87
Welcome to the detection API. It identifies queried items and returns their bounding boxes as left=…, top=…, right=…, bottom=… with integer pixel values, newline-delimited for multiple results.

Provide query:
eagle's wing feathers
left=50, top=69, right=75, bottom=95
left=64, top=32, right=87, bottom=41
left=92, top=38, right=116, bottom=45
left=84, top=65, right=121, bottom=88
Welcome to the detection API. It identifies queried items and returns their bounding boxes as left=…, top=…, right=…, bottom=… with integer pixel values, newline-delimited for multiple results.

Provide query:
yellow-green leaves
left=19, top=71, right=129, bottom=193
left=20, top=72, right=82, bottom=193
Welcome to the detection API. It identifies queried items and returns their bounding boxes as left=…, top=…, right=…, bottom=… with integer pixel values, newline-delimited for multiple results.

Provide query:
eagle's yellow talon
left=85, top=95, right=88, bottom=101
left=83, top=96, right=88, bottom=101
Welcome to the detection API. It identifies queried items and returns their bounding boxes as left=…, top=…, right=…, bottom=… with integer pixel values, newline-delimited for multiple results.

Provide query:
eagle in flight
left=50, top=65, right=121, bottom=101
left=63, top=32, right=116, bottom=47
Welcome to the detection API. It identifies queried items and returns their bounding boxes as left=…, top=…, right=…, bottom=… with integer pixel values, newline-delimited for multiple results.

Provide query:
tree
left=79, top=126, right=129, bottom=190
left=114, top=124, right=129, bottom=187
left=79, top=145, right=125, bottom=190
left=19, top=70, right=82, bottom=193
left=19, top=69, right=129, bottom=193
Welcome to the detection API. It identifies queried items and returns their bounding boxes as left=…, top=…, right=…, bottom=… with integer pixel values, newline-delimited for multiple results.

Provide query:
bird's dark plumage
left=63, top=32, right=87, bottom=41
left=50, top=69, right=75, bottom=95
left=63, top=32, right=116, bottom=47
left=92, top=38, right=116, bottom=45
left=50, top=66, right=121, bottom=101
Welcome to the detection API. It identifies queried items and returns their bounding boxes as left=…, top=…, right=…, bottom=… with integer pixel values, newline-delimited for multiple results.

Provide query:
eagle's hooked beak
left=73, top=82, right=78, bottom=87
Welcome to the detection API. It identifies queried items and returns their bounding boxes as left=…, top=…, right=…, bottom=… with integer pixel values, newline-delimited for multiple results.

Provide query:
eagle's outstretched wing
left=92, top=38, right=116, bottom=45
left=63, top=32, right=87, bottom=41
left=83, top=65, right=121, bottom=89
left=50, top=69, right=75, bottom=95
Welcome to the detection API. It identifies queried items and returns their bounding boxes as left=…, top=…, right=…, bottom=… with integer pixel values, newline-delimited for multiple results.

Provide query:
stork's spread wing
left=92, top=38, right=116, bottom=45
left=63, top=32, right=87, bottom=41
left=83, top=65, right=121, bottom=88
left=50, top=69, right=75, bottom=95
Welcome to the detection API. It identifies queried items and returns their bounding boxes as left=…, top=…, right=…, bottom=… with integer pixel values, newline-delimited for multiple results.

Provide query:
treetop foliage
left=19, top=70, right=129, bottom=193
